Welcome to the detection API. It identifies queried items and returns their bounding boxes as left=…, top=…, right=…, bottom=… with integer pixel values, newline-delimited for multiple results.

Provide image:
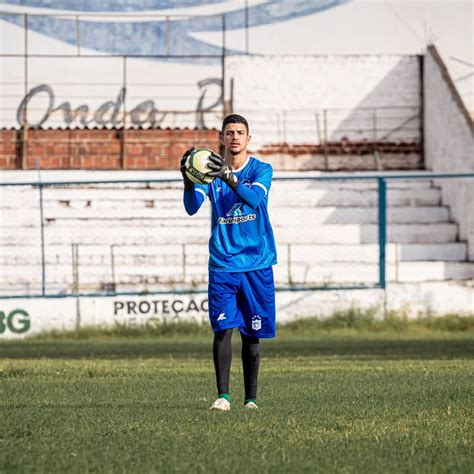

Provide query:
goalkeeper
left=181, top=114, right=277, bottom=411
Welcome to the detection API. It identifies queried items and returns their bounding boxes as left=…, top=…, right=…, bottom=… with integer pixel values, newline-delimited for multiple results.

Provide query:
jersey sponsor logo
left=218, top=202, right=256, bottom=225
left=226, top=203, right=244, bottom=217
left=252, top=315, right=262, bottom=331
left=217, top=312, right=226, bottom=321
left=218, top=214, right=256, bottom=225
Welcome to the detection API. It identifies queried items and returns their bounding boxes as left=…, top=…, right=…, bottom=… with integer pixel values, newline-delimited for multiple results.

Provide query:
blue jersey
left=195, top=157, right=277, bottom=272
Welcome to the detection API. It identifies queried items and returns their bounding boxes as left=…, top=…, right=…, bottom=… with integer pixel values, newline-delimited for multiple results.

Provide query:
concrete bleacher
left=1, top=171, right=473, bottom=295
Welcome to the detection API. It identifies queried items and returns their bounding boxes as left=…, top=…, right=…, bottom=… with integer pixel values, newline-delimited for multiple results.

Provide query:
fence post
left=221, top=14, right=226, bottom=120
left=71, top=244, right=79, bottom=294
left=244, top=0, right=249, bottom=54
left=166, top=16, right=170, bottom=56
left=372, top=107, right=377, bottom=141
left=287, top=243, right=292, bottom=285
left=110, top=244, right=117, bottom=293
left=21, top=14, right=29, bottom=170
left=378, top=177, right=387, bottom=289
left=76, top=15, right=81, bottom=56
left=71, top=244, right=81, bottom=329
left=38, top=182, right=46, bottom=295
left=323, top=109, right=328, bottom=146
left=121, top=56, right=127, bottom=169
left=182, top=244, right=186, bottom=283
left=323, top=109, right=328, bottom=170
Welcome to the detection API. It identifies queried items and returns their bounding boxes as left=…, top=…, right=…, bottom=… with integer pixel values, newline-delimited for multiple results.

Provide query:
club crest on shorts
left=252, top=315, right=262, bottom=331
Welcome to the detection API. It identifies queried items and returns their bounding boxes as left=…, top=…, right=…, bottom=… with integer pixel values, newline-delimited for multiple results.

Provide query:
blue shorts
left=208, top=267, right=276, bottom=338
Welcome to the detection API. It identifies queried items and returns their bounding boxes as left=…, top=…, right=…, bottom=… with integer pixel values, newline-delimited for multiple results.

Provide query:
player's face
left=221, top=123, right=250, bottom=155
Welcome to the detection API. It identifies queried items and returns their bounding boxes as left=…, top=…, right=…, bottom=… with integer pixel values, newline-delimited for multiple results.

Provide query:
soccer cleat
left=244, top=401, right=258, bottom=409
left=210, top=397, right=231, bottom=411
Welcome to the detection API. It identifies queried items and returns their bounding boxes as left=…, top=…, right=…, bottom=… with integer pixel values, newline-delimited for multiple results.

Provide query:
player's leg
left=212, top=328, right=233, bottom=403
left=208, top=271, right=243, bottom=410
left=237, top=266, right=276, bottom=408
left=241, top=332, right=260, bottom=408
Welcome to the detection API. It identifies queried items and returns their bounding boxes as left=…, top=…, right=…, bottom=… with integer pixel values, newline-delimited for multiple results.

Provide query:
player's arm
left=183, top=187, right=207, bottom=215
left=180, top=148, right=207, bottom=215
left=233, top=182, right=266, bottom=208
left=206, top=153, right=266, bottom=209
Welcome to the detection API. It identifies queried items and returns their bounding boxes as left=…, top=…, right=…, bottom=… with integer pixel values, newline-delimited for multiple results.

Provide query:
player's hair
left=222, top=114, right=249, bottom=134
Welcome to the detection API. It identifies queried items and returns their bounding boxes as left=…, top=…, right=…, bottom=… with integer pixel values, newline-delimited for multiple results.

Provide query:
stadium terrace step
left=270, top=188, right=442, bottom=208
left=0, top=174, right=472, bottom=293
left=274, top=223, right=458, bottom=244
left=2, top=261, right=474, bottom=296
left=1, top=186, right=442, bottom=209
left=0, top=210, right=213, bottom=224
left=0, top=243, right=467, bottom=265
left=0, top=222, right=459, bottom=245
left=279, top=242, right=468, bottom=263
left=0, top=206, right=450, bottom=224
left=272, top=206, right=450, bottom=224
left=273, top=261, right=474, bottom=284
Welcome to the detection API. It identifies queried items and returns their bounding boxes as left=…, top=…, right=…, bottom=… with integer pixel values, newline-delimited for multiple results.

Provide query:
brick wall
left=0, top=127, right=422, bottom=172
left=0, top=128, right=220, bottom=170
left=0, top=130, right=19, bottom=169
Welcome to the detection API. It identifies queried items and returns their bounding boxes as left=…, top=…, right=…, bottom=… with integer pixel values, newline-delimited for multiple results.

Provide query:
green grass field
left=1, top=325, right=473, bottom=473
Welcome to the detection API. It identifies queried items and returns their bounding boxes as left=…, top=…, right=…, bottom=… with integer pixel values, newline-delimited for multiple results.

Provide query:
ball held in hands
left=182, top=148, right=217, bottom=185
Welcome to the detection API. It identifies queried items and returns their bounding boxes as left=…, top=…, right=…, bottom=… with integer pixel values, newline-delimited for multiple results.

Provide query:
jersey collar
left=233, top=156, right=251, bottom=173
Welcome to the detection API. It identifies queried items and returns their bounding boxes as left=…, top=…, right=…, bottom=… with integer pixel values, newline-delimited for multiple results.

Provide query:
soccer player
left=180, top=114, right=277, bottom=411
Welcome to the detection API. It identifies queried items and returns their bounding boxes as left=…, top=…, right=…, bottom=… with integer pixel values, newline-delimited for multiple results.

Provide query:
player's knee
left=215, top=328, right=233, bottom=342
left=241, top=333, right=259, bottom=345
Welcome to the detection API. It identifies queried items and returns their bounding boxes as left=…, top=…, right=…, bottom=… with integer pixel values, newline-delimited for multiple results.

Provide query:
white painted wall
left=226, top=55, right=421, bottom=148
left=2, top=0, right=472, bottom=130
left=424, top=46, right=474, bottom=259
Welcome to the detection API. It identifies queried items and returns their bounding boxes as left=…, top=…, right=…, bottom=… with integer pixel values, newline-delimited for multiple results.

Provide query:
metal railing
left=245, top=106, right=421, bottom=147
left=1, top=173, right=473, bottom=299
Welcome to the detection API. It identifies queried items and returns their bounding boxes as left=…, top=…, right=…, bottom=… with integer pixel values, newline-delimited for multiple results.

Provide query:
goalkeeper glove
left=180, top=147, right=195, bottom=191
left=207, top=152, right=239, bottom=191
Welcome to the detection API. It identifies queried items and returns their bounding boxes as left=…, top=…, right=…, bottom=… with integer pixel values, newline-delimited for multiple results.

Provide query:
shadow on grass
left=0, top=336, right=473, bottom=360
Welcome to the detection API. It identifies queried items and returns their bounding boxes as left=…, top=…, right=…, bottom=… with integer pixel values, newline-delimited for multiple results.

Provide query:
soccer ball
left=184, top=148, right=216, bottom=184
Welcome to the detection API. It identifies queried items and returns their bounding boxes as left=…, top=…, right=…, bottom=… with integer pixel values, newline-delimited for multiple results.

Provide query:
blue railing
left=0, top=172, right=473, bottom=299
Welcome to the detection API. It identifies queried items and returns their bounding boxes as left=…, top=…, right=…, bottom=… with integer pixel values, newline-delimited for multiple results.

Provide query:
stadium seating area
left=1, top=174, right=473, bottom=296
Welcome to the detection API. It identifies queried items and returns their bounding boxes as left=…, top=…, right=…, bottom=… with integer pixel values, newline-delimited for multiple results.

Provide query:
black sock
left=213, top=328, right=233, bottom=396
left=241, top=333, right=260, bottom=401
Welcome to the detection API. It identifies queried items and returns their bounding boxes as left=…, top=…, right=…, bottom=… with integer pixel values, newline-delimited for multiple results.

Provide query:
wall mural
left=16, top=79, right=223, bottom=129
left=0, top=0, right=349, bottom=129
left=1, top=1, right=347, bottom=58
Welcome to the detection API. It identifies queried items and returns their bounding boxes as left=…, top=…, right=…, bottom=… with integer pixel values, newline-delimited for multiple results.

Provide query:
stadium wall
left=226, top=55, right=422, bottom=149
left=0, top=128, right=220, bottom=170
left=0, top=128, right=421, bottom=171
left=424, top=45, right=474, bottom=259
left=0, top=54, right=423, bottom=171
left=2, top=281, right=474, bottom=339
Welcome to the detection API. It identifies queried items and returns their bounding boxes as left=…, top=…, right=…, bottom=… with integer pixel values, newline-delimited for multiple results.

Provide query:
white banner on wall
left=1, top=282, right=473, bottom=339
left=0, top=294, right=211, bottom=339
